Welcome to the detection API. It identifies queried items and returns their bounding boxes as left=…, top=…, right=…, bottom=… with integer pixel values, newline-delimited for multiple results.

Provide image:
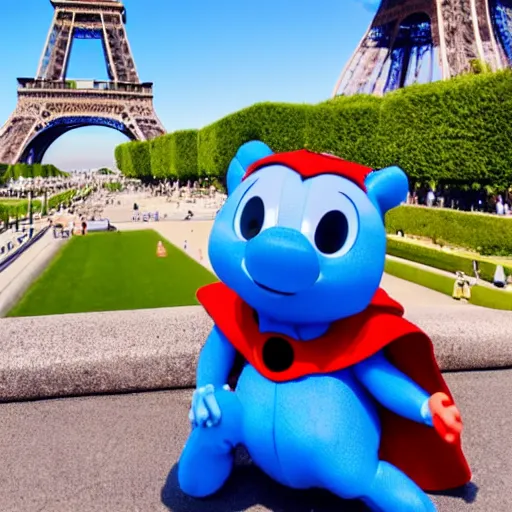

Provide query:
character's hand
left=429, top=392, right=463, bottom=444
left=188, top=384, right=231, bottom=428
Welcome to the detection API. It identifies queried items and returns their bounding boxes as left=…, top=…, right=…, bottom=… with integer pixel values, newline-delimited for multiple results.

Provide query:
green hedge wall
left=173, top=130, right=199, bottom=180
left=0, top=163, right=68, bottom=183
left=386, top=237, right=512, bottom=283
left=305, top=95, right=383, bottom=168
left=48, top=189, right=77, bottom=210
left=150, top=134, right=174, bottom=179
left=378, top=72, right=512, bottom=183
left=115, top=71, right=512, bottom=186
left=0, top=199, right=42, bottom=219
left=198, top=103, right=311, bottom=178
left=386, top=205, right=512, bottom=256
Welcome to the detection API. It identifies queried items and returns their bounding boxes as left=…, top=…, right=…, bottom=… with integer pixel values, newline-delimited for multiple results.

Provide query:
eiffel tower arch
left=332, top=0, right=512, bottom=97
left=0, top=0, right=165, bottom=165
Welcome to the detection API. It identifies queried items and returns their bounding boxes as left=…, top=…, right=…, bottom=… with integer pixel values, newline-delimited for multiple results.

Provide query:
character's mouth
left=254, top=281, right=295, bottom=296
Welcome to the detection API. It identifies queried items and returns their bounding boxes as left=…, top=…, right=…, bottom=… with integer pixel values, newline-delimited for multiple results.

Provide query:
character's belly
left=235, top=364, right=381, bottom=489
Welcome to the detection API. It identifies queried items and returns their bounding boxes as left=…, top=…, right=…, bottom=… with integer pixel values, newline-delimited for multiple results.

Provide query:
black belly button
left=262, top=337, right=294, bottom=372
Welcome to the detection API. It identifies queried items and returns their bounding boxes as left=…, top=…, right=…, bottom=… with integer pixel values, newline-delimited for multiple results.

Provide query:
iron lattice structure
left=0, top=0, right=165, bottom=164
left=333, top=0, right=512, bottom=97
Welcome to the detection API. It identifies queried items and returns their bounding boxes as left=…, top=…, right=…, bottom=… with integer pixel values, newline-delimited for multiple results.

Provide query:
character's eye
left=240, top=196, right=265, bottom=240
left=301, top=185, right=359, bottom=257
left=314, top=210, right=348, bottom=254
left=234, top=169, right=287, bottom=240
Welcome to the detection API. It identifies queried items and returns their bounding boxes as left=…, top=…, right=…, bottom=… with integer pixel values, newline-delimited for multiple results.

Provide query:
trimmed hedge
left=115, top=70, right=512, bottom=187
left=0, top=199, right=42, bottom=219
left=378, top=72, right=512, bottom=184
left=387, top=237, right=512, bottom=283
left=386, top=205, right=512, bottom=256
left=103, top=182, right=123, bottom=192
left=150, top=134, right=174, bottom=179
left=305, top=95, right=383, bottom=168
left=198, top=103, right=310, bottom=178
left=1, top=163, right=68, bottom=183
left=48, top=189, right=77, bottom=210
left=173, top=130, right=199, bottom=181
left=385, top=258, right=512, bottom=311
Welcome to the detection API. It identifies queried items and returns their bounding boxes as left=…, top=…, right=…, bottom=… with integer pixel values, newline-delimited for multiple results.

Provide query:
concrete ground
left=0, top=369, right=508, bottom=512
left=0, top=229, right=66, bottom=316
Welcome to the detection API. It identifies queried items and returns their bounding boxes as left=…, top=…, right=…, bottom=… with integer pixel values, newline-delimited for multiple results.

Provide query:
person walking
left=496, top=195, right=505, bottom=215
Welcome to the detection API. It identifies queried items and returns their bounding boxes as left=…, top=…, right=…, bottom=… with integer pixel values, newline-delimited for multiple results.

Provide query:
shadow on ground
left=161, top=448, right=478, bottom=512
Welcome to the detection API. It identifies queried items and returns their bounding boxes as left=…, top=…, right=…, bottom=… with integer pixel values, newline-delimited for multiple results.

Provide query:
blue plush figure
left=177, top=142, right=471, bottom=511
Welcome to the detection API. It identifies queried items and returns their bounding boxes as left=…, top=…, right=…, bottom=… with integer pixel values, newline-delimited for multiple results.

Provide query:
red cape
left=197, top=282, right=471, bottom=492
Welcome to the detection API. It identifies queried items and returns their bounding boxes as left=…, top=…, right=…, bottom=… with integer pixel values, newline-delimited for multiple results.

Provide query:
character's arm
left=354, top=350, right=433, bottom=425
left=190, top=325, right=237, bottom=428
left=196, top=325, right=237, bottom=388
left=354, top=350, right=463, bottom=443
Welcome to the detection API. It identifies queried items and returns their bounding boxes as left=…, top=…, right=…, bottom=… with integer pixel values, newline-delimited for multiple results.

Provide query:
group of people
left=407, top=188, right=512, bottom=215
left=495, top=195, right=511, bottom=215
left=131, top=203, right=160, bottom=222
left=50, top=217, right=88, bottom=238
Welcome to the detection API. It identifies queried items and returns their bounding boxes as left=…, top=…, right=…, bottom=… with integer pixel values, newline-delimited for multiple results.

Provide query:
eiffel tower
left=0, top=0, right=165, bottom=165
left=332, top=0, right=512, bottom=97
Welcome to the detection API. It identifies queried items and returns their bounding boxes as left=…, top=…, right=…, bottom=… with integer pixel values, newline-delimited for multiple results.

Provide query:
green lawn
left=385, top=259, right=512, bottom=311
left=8, top=230, right=217, bottom=317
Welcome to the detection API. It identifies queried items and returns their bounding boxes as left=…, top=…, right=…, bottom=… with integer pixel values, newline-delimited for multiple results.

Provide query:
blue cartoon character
left=177, top=142, right=471, bottom=511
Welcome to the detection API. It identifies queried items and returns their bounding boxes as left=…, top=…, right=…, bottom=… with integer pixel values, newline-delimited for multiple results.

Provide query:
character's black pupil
left=240, top=196, right=265, bottom=240
left=262, top=337, right=294, bottom=373
left=314, top=210, right=349, bottom=254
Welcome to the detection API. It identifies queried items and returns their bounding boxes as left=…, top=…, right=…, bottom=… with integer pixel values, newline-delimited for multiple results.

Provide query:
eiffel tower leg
left=480, top=0, right=505, bottom=70
left=370, top=50, right=392, bottom=96
left=0, top=104, right=41, bottom=165
left=338, top=48, right=367, bottom=96
left=101, top=12, right=139, bottom=83
left=357, top=47, right=391, bottom=94
left=489, top=0, right=512, bottom=65
left=332, top=21, right=374, bottom=97
left=37, top=11, right=74, bottom=80
left=436, top=0, right=483, bottom=76
left=429, top=45, right=435, bottom=82
left=334, top=40, right=393, bottom=97
left=372, top=21, right=401, bottom=96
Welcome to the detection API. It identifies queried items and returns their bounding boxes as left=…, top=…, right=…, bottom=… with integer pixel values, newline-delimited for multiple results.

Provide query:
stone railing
left=17, top=78, right=154, bottom=95
left=0, top=304, right=511, bottom=402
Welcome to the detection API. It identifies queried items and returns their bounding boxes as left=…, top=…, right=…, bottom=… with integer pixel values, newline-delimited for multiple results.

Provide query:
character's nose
left=245, top=227, right=320, bottom=294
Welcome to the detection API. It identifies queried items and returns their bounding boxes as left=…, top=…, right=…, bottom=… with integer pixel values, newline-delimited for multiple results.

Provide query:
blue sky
left=0, top=0, right=379, bottom=170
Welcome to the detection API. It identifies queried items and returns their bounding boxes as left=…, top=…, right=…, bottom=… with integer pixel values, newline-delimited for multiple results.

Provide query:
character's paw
left=429, top=392, right=463, bottom=444
left=188, top=384, right=231, bottom=428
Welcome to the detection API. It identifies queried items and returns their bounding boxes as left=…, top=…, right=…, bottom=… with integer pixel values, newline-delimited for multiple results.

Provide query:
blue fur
left=226, top=141, right=274, bottom=195
left=178, top=142, right=436, bottom=511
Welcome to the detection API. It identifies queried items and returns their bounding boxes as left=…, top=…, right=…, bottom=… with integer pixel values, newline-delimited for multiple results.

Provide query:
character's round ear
left=365, top=166, right=409, bottom=216
left=227, top=141, right=274, bottom=196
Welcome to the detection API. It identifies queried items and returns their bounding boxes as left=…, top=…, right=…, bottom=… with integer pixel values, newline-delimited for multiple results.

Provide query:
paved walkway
left=115, top=218, right=462, bottom=308
left=386, top=254, right=499, bottom=290
left=380, top=272, right=460, bottom=307
left=0, top=230, right=66, bottom=316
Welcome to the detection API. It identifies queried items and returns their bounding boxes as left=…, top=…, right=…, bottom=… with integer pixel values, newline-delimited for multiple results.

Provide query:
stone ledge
left=0, top=304, right=511, bottom=402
